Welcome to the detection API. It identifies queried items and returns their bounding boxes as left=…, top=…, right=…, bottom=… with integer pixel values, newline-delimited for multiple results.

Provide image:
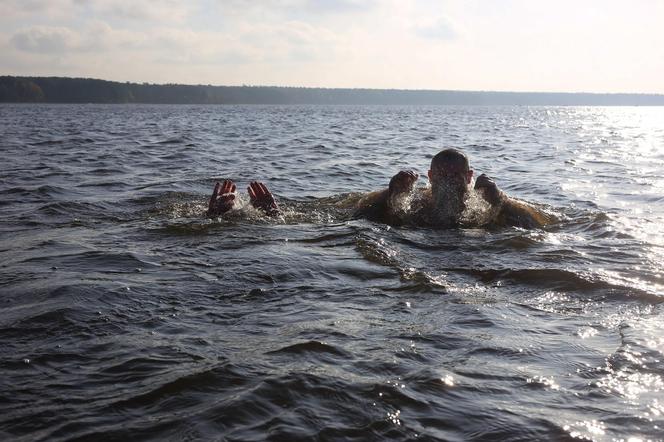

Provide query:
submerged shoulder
left=353, top=189, right=389, bottom=220
left=495, top=197, right=556, bottom=229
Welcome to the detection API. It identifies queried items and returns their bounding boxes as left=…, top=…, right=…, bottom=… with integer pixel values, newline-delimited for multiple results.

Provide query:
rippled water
left=1, top=104, right=663, bottom=441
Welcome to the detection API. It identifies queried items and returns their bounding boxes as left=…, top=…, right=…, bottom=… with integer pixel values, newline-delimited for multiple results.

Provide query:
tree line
left=1, top=75, right=663, bottom=105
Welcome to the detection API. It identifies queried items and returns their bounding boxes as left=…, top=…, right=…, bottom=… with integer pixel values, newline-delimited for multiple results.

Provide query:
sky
left=1, top=0, right=663, bottom=93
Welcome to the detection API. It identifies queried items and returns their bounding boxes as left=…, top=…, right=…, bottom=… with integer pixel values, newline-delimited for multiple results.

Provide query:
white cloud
left=0, top=0, right=75, bottom=18
left=10, top=26, right=80, bottom=53
left=215, top=0, right=374, bottom=15
left=0, top=0, right=190, bottom=24
left=300, top=0, right=374, bottom=13
left=6, top=16, right=344, bottom=75
left=1, top=0, right=663, bottom=92
left=93, top=0, right=190, bottom=23
left=147, top=20, right=342, bottom=66
left=414, top=16, right=458, bottom=41
left=9, top=21, right=140, bottom=54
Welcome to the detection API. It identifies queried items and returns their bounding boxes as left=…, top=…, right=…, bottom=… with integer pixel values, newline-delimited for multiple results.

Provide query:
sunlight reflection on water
left=1, top=104, right=663, bottom=441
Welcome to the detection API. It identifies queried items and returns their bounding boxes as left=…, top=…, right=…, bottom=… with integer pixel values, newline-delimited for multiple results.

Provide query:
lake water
left=1, top=104, right=663, bottom=441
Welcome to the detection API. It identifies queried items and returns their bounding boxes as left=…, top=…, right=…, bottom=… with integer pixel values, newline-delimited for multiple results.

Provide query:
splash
left=387, top=190, right=415, bottom=220
left=421, top=181, right=465, bottom=226
left=459, top=187, right=495, bottom=227
left=206, top=194, right=354, bottom=225
left=421, top=180, right=494, bottom=228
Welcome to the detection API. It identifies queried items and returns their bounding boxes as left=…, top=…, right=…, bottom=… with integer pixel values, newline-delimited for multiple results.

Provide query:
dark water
left=1, top=104, right=663, bottom=441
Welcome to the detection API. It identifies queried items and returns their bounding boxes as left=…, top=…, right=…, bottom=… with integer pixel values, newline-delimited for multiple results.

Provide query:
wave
left=36, top=200, right=117, bottom=218
left=16, top=250, right=159, bottom=274
left=3, top=184, right=71, bottom=198
left=267, top=340, right=351, bottom=359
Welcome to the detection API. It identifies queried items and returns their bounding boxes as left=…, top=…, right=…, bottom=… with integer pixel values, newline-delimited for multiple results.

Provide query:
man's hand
left=388, top=170, right=419, bottom=195
left=208, top=180, right=237, bottom=216
left=248, top=181, right=280, bottom=216
left=474, top=173, right=503, bottom=206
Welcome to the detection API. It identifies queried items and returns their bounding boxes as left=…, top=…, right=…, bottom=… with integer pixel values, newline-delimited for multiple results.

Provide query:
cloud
left=10, top=26, right=80, bottom=53
left=414, top=16, right=458, bottom=40
left=148, top=20, right=342, bottom=66
left=3, top=0, right=662, bottom=92
left=9, top=21, right=148, bottom=55
left=93, top=0, right=190, bottom=23
left=214, top=0, right=375, bottom=19
left=302, top=0, right=374, bottom=12
left=6, top=17, right=342, bottom=69
left=0, top=0, right=190, bottom=24
left=0, top=0, right=75, bottom=18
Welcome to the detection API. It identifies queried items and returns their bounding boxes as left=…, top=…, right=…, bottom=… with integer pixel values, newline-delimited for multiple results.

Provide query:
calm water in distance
left=1, top=104, right=663, bottom=441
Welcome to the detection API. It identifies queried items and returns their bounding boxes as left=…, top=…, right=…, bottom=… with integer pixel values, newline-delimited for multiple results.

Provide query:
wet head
left=427, top=148, right=474, bottom=224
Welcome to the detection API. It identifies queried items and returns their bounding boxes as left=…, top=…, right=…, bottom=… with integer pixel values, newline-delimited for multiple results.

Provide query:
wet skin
left=388, top=170, right=419, bottom=195
left=474, top=173, right=502, bottom=206
left=207, top=180, right=280, bottom=217
left=206, top=168, right=552, bottom=228
left=247, top=181, right=280, bottom=216
left=207, top=180, right=236, bottom=217
left=355, top=167, right=553, bottom=229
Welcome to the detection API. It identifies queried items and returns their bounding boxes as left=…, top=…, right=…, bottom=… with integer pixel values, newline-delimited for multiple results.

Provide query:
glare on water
left=1, top=104, right=663, bottom=441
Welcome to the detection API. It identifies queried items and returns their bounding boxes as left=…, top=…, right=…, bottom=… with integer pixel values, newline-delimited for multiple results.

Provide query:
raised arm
left=474, top=174, right=555, bottom=229
left=354, top=170, right=418, bottom=224
left=207, top=180, right=237, bottom=217
left=248, top=181, right=280, bottom=216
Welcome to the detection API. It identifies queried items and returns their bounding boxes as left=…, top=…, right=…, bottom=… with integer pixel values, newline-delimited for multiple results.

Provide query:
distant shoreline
left=2, top=75, right=664, bottom=105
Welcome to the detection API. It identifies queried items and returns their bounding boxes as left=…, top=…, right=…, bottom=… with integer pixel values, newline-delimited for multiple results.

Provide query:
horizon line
left=4, top=74, right=664, bottom=97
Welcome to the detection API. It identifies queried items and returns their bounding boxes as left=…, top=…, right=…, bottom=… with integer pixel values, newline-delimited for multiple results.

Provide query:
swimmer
left=354, top=148, right=554, bottom=228
left=207, top=149, right=552, bottom=228
left=207, top=180, right=279, bottom=217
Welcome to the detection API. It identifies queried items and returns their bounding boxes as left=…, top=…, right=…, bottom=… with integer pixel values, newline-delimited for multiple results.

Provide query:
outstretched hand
left=388, top=170, right=419, bottom=195
left=208, top=180, right=237, bottom=216
left=474, top=173, right=503, bottom=205
left=248, top=181, right=280, bottom=216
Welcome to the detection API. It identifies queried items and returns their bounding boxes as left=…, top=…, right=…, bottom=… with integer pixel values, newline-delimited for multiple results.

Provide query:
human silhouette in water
left=207, top=148, right=554, bottom=229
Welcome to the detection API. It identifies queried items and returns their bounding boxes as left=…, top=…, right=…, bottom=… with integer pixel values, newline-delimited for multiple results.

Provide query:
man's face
left=428, top=164, right=473, bottom=192
left=427, top=164, right=474, bottom=224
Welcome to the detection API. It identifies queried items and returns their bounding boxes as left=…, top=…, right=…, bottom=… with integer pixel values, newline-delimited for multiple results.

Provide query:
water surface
left=1, top=104, right=663, bottom=441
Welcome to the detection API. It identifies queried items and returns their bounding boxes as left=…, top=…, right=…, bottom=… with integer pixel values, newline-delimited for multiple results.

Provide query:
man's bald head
left=430, top=148, right=470, bottom=173
left=428, top=148, right=473, bottom=187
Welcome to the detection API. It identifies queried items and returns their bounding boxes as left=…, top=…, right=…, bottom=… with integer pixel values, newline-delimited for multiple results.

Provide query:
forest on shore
left=2, top=75, right=664, bottom=105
